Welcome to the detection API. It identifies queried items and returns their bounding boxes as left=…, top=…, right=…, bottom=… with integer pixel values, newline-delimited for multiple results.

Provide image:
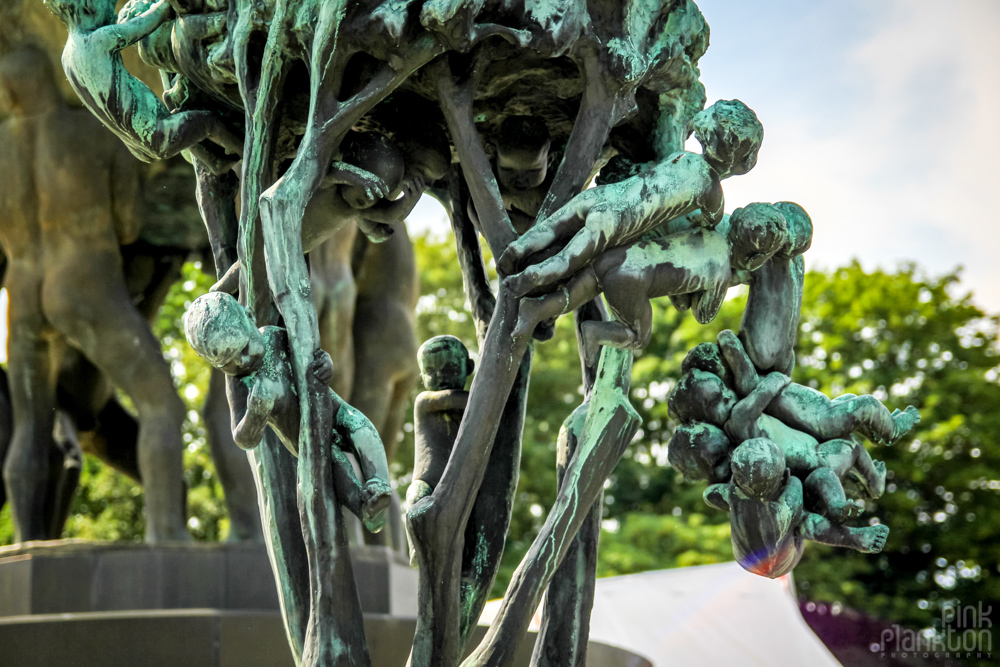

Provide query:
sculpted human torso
left=242, top=326, right=304, bottom=455
left=739, top=254, right=805, bottom=374
left=62, top=30, right=165, bottom=160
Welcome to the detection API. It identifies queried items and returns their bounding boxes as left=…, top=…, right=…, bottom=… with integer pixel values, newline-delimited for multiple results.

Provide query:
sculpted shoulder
left=649, top=151, right=713, bottom=186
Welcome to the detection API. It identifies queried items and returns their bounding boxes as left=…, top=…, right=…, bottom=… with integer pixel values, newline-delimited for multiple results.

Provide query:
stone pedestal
left=0, top=539, right=418, bottom=617
left=0, top=540, right=651, bottom=667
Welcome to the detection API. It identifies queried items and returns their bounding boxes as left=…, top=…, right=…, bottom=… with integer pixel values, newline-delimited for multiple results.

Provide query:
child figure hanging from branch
left=46, top=0, right=242, bottom=169
left=498, top=99, right=764, bottom=296
left=511, top=203, right=790, bottom=364
left=184, top=292, right=392, bottom=533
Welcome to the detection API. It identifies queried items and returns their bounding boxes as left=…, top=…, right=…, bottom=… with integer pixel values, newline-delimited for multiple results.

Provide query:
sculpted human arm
left=232, top=380, right=274, bottom=449
left=309, top=349, right=334, bottom=386
left=361, top=184, right=423, bottom=224
left=105, top=0, right=173, bottom=50
left=690, top=281, right=728, bottom=325
left=704, top=483, right=731, bottom=511
left=496, top=186, right=602, bottom=275
left=447, top=177, right=496, bottom=338
left=417, top=390, right=469, bottom=414
left=211, top=259, right=241, bottom=295
left=778, top=473, right=804, bottom=526
left=727, top=372, right=790, bottom=441
left=575, top=153, right=718, bottom=241
left=322, top=162, right=389, bottom=198
left=174, top=11, right=227, bottom=40
left=717, top=329, right=760, bottom=396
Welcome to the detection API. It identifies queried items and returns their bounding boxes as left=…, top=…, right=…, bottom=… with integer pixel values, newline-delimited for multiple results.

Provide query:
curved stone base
left=0, top=609, right=651, bottom=667
left=0, top=539, right=416, bottom=617
left=0, top=541, right=651, bottom=666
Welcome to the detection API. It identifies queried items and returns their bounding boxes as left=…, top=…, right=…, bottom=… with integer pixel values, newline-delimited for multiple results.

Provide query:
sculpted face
left=496, top=115, right=551, bottom=192
left=410, top=145, right=450, bottom=183
left=670, top=422, right=731, bottom=483
left=668, top=369, right=738, bottom=425
left=686, top=372, right=737, bottom=426
left=185, top=292, right=265, bottom=376
left=341, top=133, right=405, bottom=209
left=418, top=335, right=473, bottom=391
left=497, top=145, right=549, bottom=192
left=341, top=185, right=380, bottom=210
left=217, top=328, right=265, bottom=376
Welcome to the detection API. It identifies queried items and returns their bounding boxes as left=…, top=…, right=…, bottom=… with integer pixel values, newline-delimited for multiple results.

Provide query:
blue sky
left=691, top=0, right=1000, bottom=312
left=413, top=0, right=1000, bottom=312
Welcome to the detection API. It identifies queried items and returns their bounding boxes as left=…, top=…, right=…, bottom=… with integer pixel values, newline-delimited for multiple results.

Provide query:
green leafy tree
left=4, top=231, right=996, bottom=648
left=790, top=264, right=1000, bottom=630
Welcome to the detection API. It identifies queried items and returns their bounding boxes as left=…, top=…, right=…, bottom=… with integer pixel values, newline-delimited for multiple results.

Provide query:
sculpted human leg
left=464, top=347, right=639, bottom=667
left=43, top=263, right=189, bottom=542
left=800, top=512, right=889, bottom=553
left=580, top=266, right=653, bottom=363
left=0, top=367, right=11, bottom=512
left=3, top=273, right=61, bottom=542
left=311, top=228, right=358, bottom=399
left=802, top=467, right=863, bottom=522
left=512, top=267, right=600, bottom=341
left=505, top=228, right=598, bottom=297
left=205, top=368, right=263, bottom=541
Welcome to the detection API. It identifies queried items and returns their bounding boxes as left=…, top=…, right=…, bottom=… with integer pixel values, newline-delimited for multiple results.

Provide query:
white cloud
left=696, top=0, right=1000, bottom=311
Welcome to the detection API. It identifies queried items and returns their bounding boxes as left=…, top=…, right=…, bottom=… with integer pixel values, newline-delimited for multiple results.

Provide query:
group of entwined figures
left=39, top=0, right=922, bottom=654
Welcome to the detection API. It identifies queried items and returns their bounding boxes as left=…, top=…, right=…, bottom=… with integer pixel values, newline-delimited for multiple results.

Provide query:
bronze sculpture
left=47, top=0, right=241, bottom=168
left=511, top=201, right=791, bottom=364
left=406, top=335, right=473, bottom=560
left=704, top=437, right=890, bottom=578
left=350, top=230, right=422, bottom=463
left=185, top=290, right=393, bottom=532
left=41, top=0, right=927, bottom=664
left=0, top=45, right=189, bottom=542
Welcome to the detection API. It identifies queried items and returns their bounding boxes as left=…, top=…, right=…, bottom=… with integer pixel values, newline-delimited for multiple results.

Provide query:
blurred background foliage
left=2, top=230, right=997, bottom=642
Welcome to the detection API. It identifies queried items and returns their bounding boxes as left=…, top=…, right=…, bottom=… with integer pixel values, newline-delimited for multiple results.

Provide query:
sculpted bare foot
left=582, top=330, right=602, bottom=368
left=852, top=459, right=887, bottom=500
left=361, top=480, right=392, bottom=533
left=405, top=493, right=442, bottom=559
left=532, top=318, right=555, bottom=341
left=854, top=524, right=890, bottom=553
left=889, top=405, right=921, bottom=443
left=868, top=460, right=887, bottom=499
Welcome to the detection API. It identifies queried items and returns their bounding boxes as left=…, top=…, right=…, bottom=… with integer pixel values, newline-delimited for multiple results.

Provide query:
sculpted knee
left=634, top=322, right=652, bottom=350
left=855, top=395, right=882, bottom=413
left=3, top=436, right=49, bottom=484
left=135, top=390, right=186, bottom=427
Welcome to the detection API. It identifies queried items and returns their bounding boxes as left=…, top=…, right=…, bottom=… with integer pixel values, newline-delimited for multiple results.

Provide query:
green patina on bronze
left=41, top=0, right=925, bottom=664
